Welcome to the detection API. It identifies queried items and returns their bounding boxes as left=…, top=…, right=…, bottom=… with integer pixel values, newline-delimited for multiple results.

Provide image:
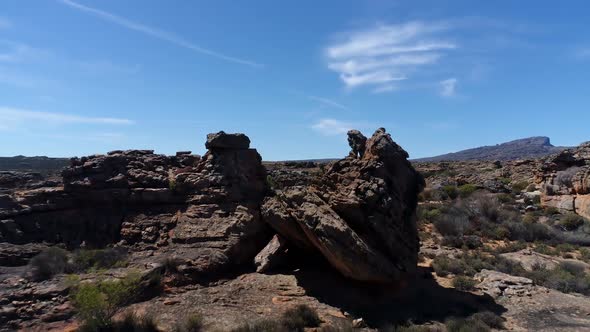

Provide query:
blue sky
left=1, top=0, right=589, bottom=160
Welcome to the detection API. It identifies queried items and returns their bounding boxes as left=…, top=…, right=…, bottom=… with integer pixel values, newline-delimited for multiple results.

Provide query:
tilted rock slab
left=262, top=128, right=424, bottom=282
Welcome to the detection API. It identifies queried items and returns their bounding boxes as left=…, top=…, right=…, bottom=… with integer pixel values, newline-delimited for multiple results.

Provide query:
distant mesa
left=415, top=136, right=569, bottom=162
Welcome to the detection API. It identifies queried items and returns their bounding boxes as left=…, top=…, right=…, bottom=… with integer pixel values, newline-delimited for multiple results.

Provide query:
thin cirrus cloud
left=57, top=0, right=263, bottom=68
left=311, top=118, right=355, bottom=136
left=325, top=21, right=457, bottom=92
left=0, top=107, right=135, bottom=126
left=0, top=18, right=11, bottom=29
left=307, top=95, right=348, bottom=110
left=439, top=78, right=458, bottom=97
left=0, top=40, right=51, bottom=63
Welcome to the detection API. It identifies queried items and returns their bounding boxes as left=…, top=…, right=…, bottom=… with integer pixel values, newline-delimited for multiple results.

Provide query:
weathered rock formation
left=261, top=128, right=424, bottom=282
left=537, top=142, right=590, bottom=219
left=0, top=132, right=272, bottom=279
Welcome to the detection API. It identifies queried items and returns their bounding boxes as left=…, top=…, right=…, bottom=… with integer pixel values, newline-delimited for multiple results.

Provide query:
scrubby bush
left=282, top=305, right=321, bottom=331
left=232, top=305, right=321, bottom=332
left=232, top=319, right=281, bottom=332
left=580, top=248, right=590, bottom=262
left=27, top=247, right=69, bottom=281
left=444, top=311, right=503, bottom=332
left=112, top=312, right=158, bottom=332
left=470, top=311, right=504, bottom=329
left=72, top=248, right=128, bottom=272
left=445, top=317, right=490, bottom=332
left=71, top=271, right=143, bottom=331
left=452, top=276, right=477, bottom=291
left=458, top=184, right=478, bottom=198
left=505, top=221, right=553, bottom=242
left=175, top=313, right=204, bottom=332
left=555, top=167, right=581, bottom=187
left=511, top=181, right=529, bottom=193
left=476, top=195, right=501, bottom=222
left=441, top=235, right=482, bottom=249
left=442, top=185, right=459, bottom=200
left=526, top=261, right=590, bottom=295
left=558, top=213, right=586, bottom=231
left=496, top=193, right=514, bottom=204
left=433, top=207, right=470, bottom=237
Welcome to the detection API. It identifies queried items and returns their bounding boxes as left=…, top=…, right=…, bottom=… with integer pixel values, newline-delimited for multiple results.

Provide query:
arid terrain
left=1, top=130, right=590, bottom=332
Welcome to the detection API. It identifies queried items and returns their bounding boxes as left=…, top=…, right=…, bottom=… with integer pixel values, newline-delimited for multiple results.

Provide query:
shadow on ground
left=291, top=264, right=506, bottom=328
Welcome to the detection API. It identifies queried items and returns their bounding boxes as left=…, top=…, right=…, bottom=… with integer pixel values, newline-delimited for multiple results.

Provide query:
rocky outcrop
left=537, top=142, right=590, bottom=219
left=261, top=128, right=424, bottom=282
left=0, top=132, right=272, bottom=280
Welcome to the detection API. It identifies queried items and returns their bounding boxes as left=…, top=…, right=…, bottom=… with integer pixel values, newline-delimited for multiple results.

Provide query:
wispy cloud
left=0, top=18, right=11, bottom=29
left=372, top=84, right=397, bottom=94
left=75, top=60, right=141, bottom=75
left=58, top=0, right=263, bottom=68
left=311, top=118, right=355, bottom=136
left=439, top=78, right=458, bottom=97
left=325, top=21, right=456, bottom=91
left=573, top=46, right=590, bottom=60
left=308, top=95, right=348, bottom=110
left=0, top=40, right=51, bottom=63
left=0, top=107, right=135, bottom=125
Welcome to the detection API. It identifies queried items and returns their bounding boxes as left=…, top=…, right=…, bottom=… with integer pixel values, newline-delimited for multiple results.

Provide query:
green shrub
left=580, top=248, right=590, bottom=262
left=231, top=306, right=321, bottom=332
left=433, top=207, right=470, bottom=236
left=442, top=185, right=459, bottom=200
left=281, top=305, right=321, bottom=332
left=441, top=235, right=482, bottom=249
left=470, top=311, right=504, bottom=329
left=71, top=272, right=143, bottom=331
left=27, top=247, right=70, bottom=281
left=496, top=193, right=513, bottom=204
left=232, top=320, right=282, bottom=332
left=476, top=196, right=501, bottom=222
left=558, top=213, right=586, bottom=231
left=432, top=255, right=463, bottom=277
left=544, top=207, right=560, bottom=215
left=494, top=241, right=527, bottom=253
left=511, top=181, right=529, bottom=193
left=73, top=248, right=128, bottom=272
left=525, top=261, right=590, bottom=295
left=505, top=221, right=553, bottom=242
left=453, top=276, right=477, bottom=291
left=175, top=313, right=204, bottom=332
left=498, top=177, right=511, bottom=185
left=445, top=317, right=490, bottom=332
left=458, top=184, right=478, bottom=198
left=112, top=312, right=158, bottom=332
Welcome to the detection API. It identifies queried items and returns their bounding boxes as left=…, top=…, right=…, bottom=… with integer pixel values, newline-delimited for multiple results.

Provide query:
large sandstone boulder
left=537, top=143, right=590, bottom=219
left=0, top=133, right=272, bottom=281
left=261, top=128, right=424, bottom=282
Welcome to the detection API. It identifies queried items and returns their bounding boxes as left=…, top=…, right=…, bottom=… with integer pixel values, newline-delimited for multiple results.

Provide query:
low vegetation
left=26, top=247, right=128, bottom=281
left=174, top=313, right=204, bottom=332
left=70, top=271, right=145, bottom=331
left=232, top=305, right=321, bottom=332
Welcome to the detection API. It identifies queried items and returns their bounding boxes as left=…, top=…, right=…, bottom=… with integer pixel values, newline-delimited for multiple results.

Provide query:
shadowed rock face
left=262, top=128, right=425, bottom=282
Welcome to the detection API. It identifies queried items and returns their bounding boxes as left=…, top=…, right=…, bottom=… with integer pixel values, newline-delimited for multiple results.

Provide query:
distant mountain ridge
left=0, top=156, right=69, bottom=174
left=415, top=136, right=568, bottom=162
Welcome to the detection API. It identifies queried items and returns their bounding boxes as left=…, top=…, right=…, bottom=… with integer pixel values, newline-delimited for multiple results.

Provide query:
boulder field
left=0, top=129, right=424, bottom=283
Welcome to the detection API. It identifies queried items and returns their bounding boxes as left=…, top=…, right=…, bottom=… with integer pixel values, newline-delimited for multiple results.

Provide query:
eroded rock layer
left=537, top=142, right=590, bottom=219
left=0, top=132, right=272, bottom=278
left=262, top=128, right=424, bottom=282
